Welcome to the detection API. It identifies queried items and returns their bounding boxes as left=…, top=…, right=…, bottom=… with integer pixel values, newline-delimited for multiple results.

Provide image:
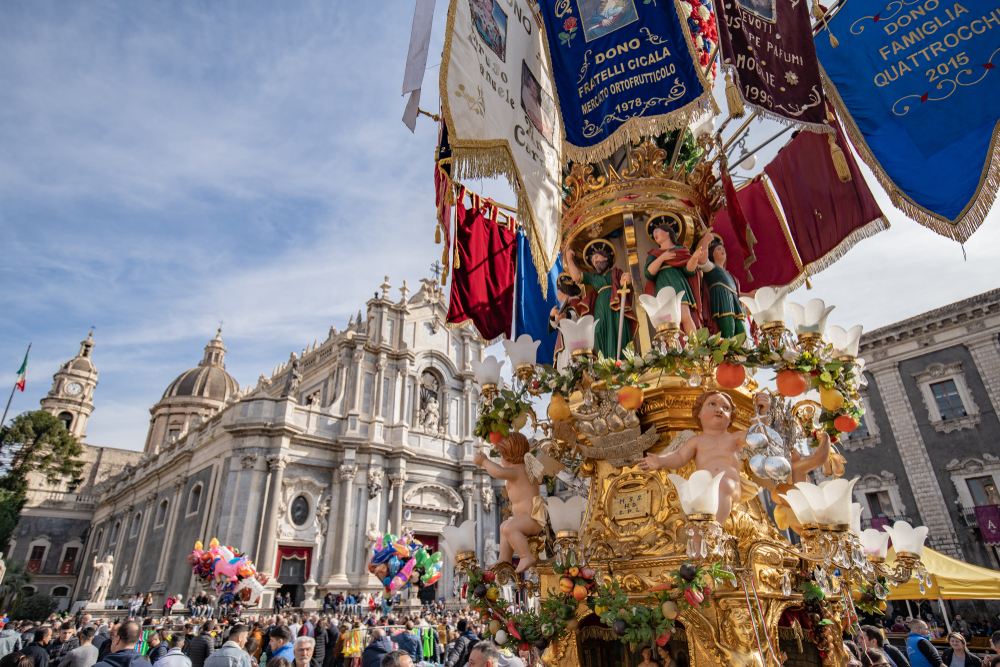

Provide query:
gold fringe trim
left=560, top=92, right=715, bottom=164
left=719, top=63, right=834, bottom=136
left=821, top=65, right=996, bottom=243
left=438, top=0, right=561, bottom=299
left=442, top=317, right=507, bottom=346
left=726, top=71, right=745, bottom=119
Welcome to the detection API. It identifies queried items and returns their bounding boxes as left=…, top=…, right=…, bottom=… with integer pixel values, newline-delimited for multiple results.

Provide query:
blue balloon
left=388, top=555, right=401, bottom=576
left=383, top=576, right=392, bottom=586
left=370, top=546, right=395, bottom=565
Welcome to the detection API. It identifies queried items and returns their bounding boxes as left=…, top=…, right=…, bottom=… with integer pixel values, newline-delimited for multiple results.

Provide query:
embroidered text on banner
left=538, top=0, right=715, bottom=163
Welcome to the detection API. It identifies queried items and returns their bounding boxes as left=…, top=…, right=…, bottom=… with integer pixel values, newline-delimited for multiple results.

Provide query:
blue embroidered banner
left=515, top=230, right=562, bottom=365
left=816, top=1, right=1000, bottom=241
left=539, top=0, right=714, bottom=162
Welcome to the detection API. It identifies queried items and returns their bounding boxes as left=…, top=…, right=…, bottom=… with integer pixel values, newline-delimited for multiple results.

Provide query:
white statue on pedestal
left=484, top=532, right=500, bottom=565
left=90, top=555, right=114, bottom=605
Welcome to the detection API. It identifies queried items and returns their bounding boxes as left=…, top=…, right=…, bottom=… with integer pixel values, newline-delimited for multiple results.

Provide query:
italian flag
left=15, top=349, right=28, bottom=392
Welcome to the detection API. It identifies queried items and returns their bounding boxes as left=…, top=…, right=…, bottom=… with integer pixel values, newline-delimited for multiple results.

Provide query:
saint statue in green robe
left=563, top=241, right=637, bottom=359
left=700, top=239, right=747, bottom=338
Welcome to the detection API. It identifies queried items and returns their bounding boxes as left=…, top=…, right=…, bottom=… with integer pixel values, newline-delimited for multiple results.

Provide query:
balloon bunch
left=367, top=532, right=443, bottom=600
left=188, top=538, right=267, bottom=605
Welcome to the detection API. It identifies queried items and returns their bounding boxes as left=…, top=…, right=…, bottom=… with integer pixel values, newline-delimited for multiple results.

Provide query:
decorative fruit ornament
left=485, top=587, right=500, bottom=601
left=489, top=431, right=504, bottom=445
left=661, top=600, right=678, bottom=619
left=776, top=370, right=809, bottom=397
left=511, top=411, right=528, bottom=431
left=679, top=563, right=697, bottom=581
left=565, top=618, right=579, bottom=632
left=547, top=393, right=571, bottom=422
left=489, top=620, right=501, bottom=635
left=656, top=632, right=672, bottom=647
left=559, top=578, right=574, bottom=594
left=494, top=630, right=508, bottom=644
left=820, top=387, right=845, bottom=411
left=572, top=585, right=588, bottom=601
left=715, top=363, right=746, bottom=389
left=617, top=385, right=644, bottom=411
left=834, top=415, right=859, bottom=432
left=612, top=620, right=628, bottom=637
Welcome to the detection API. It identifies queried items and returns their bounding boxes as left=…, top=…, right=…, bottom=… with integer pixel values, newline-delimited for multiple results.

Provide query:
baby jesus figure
left=473, top=432, right=546, bottom=573
left=638, top=390, right=771, bottom=527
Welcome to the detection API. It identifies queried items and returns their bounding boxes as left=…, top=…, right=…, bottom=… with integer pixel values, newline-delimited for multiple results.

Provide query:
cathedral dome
left=160, top=330, right=239, bottom=402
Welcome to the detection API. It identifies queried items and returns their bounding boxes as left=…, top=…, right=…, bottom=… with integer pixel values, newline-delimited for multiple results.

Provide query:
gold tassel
left=725, top=72, right=745, bottom=119
left=441, top=270, right=447, bottom=286
left=454, top=247, right=461, bottom=270
left=442, top=246, right=449, bottom=265
left=828, top=134, right=852, bottom=182
left=435, top=224, right=441, bottom=244
left=829, top=30, right=839, bottom=47
left=806, top=277, right=813, bottom=289
left=811, top=0, right=825, bottom=20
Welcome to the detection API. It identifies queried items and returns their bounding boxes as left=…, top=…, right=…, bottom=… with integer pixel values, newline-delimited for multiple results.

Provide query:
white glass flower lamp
left=503, top=334, right=540, bottom=383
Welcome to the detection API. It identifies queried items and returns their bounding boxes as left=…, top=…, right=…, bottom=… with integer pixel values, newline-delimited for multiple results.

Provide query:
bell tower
left=40, top=333, right=99, bottom=439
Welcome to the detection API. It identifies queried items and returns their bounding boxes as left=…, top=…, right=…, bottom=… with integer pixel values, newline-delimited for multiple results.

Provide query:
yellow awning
left=887, top=547, right=1000, bottom=600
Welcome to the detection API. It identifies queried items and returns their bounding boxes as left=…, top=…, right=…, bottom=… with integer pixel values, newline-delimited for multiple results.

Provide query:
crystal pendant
left=700, top=532, right=709, bottom=559
left=925, top=571, right=933, bottom=588
left=918, top=578, right=926, bottom=595
left=874, top=582, right=888, bottom=600
left=686, top=527, right=698, bottom=559
left=782, top=572, right=792, bottom=597
left=688, top=373, right=702, bottom=387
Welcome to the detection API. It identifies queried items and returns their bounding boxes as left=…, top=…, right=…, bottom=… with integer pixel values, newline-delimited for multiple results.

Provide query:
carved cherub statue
left=473, top=433, right=546, bottom=573
left=772, top=432, right=832, bottom=532
left=638, top=390, right=771, bottom=527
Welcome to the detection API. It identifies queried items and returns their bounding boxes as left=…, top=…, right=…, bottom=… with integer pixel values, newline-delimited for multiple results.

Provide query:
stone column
left=330, top=464, right=358, bottom=586
left=373, top=359, right=386, bottom=419
left=321, top=468, right=343, bottom=586
left=389, top=472, right=408, bottom=534
left=965, top=332, right=1000, bottom=416
left=869, top=361, right=963, bottom=557
left=351, top=349, right=365, bottom=411
left=459, top=484, right=474, bottom=523
left=127, top=493, right=157, bottom=590
left=391, top=368, right=405, bottom=424
left=258, top=454, right=288, bottom=579
left=153, top=477, right=188, bottom=592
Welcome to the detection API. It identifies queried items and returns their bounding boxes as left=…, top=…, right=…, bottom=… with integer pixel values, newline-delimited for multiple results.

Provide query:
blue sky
left=1, top=0, right=998, bottom=451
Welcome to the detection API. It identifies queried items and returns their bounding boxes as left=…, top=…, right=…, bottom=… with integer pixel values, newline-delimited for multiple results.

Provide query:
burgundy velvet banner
left=711, top=178, right=801, bottom=290
left=975, top=505, right=1000, bottom=546
left=765, top=113, right=886, bottom=270
left=714, top=0, right=829, bottom=132
left=446, top=187, right=517, bottom=342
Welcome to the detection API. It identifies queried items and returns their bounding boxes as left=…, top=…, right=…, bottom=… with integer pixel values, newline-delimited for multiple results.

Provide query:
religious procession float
left=393, top=0, right=998, bottom=664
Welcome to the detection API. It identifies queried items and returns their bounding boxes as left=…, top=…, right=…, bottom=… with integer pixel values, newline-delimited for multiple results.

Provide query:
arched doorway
left=275, top=547, right=311, bottom=607
left=412, top=534, right=439, bottom=605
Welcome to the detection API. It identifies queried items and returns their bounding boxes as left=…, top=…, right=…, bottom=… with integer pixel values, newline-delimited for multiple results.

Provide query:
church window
left=290, top=495, right=310, bottom=527
left=362, top=373, right=374, bottom=414
left=60, top=547, right=78, bottom=575
left=187, top=484, right=202, bottom=515
left=385, top=319, right=395, bottom=346
left=168, top=429, right=180, bottom=440
left=92, top=530, right=103, bottom=552
left=51, top=586, right=69, bottom=597
left=967, top=476, right=1000, bottom=506
left=865, top=491, right=893, bottom=517
left=110, top=522, right=120, bottom=544
left=155, top=500, right=168, bottom=527
left=28, top=545, right=46, bottom=572
left=930, top=380, right=966, bottom=420
left=381, top=378, right=392, bottom=417
left=58, top=412, right=73, bottom=431
left=130, top=512, right=142, bottom=537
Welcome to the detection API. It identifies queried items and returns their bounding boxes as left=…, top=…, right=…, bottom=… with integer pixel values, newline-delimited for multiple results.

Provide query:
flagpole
left=1, top=343, right=30, bottom=429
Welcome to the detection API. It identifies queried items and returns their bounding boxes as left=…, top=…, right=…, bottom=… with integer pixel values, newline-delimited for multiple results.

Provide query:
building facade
left=842, top=288, right=1000, bottom=617
left=13, top=277, right=506, bottom=611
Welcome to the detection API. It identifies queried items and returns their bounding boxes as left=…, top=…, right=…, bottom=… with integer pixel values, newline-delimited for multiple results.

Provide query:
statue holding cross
left=563, top=240, right=637, bottom=360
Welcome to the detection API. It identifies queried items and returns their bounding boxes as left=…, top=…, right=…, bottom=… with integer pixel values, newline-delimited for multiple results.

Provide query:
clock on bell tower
left=40, top=333, right=99, bottom=439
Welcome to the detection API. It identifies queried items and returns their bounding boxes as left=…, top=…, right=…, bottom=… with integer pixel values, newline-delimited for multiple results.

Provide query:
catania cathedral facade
left=12, top=277, right=504, bottom=612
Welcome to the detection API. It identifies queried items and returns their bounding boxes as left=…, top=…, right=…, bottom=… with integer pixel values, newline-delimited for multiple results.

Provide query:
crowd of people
left=0, top=604, right=521, bottom=667
left=842, top=619, right=1000, bottom=667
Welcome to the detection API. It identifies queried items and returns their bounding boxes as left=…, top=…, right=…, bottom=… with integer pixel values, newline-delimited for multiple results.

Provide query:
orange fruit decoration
left=776, top=370, right=809, bottom=397
left=715, top=363, right=746, bottom=389
left=617, top=385, right=644, bottom=411
left=834, top=415, right=859, bottom=433
left=489, top=431, right=504, bottom=445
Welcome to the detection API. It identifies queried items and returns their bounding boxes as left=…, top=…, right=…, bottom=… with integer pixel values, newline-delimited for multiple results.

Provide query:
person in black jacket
left=321, top=621, right=337, bottom=667
left=443, top=621, right=477, bottom=667
left=184, top=623, right=215, bottom=667
left=145, top=630, right=168, bottom=666
left=92, top=622, right=150, bottom=667
left=942, top=633, right=983, bottom=667
left=310, top=622, right=325, bottom=667
left=861, top=625, right=910, bottom=667
left=23, top=627, right=52, bottom=667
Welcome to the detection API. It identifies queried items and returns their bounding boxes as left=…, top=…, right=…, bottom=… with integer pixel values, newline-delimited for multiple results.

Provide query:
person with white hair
left=292, top=636, right=316, bottom=667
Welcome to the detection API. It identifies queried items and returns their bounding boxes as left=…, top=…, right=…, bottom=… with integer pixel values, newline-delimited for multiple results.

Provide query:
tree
left=10, top=592, right=57, bottom=622
left=0, top=411, right=84, bottom=550
left=0, top=559, right=33, bottom=612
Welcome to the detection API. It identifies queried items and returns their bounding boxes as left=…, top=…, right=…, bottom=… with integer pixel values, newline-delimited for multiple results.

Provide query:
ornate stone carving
left=267, top=454, right=289, bottom=471
left=173, top=477, right=188, bottom=493
left=403, top=482, right=464, bottom=513
left=240, top=453, right=259, bottom=470
left=459, top=483, right=474, bottom=500
left=144, top=493, right=157, bottom=507
left=368, top=468, right=384, bottom=499
left=481, top=486, right=494, bottom=514
left=340, top=464, right=358, bottom=482
left=389, top=472, right=408, bottom=488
